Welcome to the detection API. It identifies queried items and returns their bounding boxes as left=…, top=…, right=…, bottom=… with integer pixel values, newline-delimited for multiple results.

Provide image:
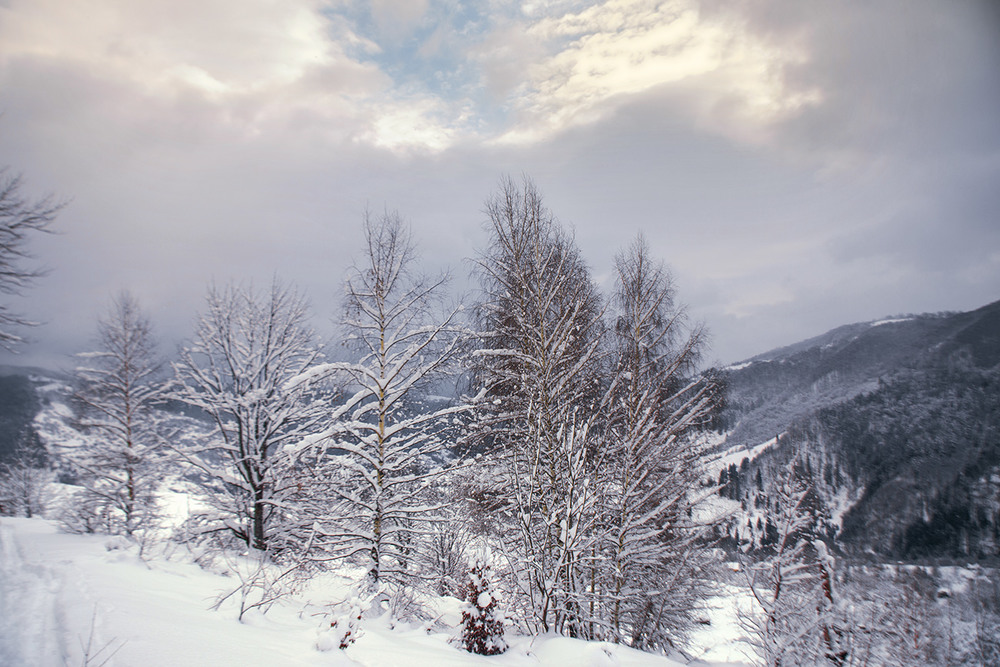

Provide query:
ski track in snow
left=0, top=521, right=70, bottom=665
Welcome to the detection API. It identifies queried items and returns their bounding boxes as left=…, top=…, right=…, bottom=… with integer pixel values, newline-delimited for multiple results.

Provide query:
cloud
left=481, top=0, right=819, bottom=145
left=369, top=0, right=431, bottom=39
left=0, top=0, right=470, bottom=154
left=0, top=0, right=997, bottom=371
left=729, top=0, right=1000, bottom=168
left=0, top=0, right=337, bottom=93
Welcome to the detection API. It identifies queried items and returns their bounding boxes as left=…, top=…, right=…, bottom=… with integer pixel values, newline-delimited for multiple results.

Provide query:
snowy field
left=0, top=517, right=750, bottom=667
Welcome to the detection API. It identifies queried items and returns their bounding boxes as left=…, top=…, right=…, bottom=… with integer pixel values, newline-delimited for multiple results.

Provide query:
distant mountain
left=716, top=299, right=1000, bottom=563
left=0, top=365, right=210, bottom=473
left=0, top=373, right=45, bottom=465
left=0, top=366, right=75, bottom=466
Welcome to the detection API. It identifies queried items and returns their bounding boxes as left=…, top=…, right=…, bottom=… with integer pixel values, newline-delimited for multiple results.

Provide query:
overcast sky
left=1, top=0, right=998, bottom=370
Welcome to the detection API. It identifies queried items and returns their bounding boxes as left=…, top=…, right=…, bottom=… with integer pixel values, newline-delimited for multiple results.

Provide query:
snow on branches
left=68, top=292, right=163, bottom=538
left=461, top=552, right=507, bottom=655
left=302, top=210, right=474, bottom=588
left=473, top=176, right=606, bottom=636
left=169, top=280, right=329, bottom=553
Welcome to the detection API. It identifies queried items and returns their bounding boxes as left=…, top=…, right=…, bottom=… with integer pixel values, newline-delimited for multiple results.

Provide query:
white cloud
left=0, top=0, right=336, bottom=92
left=0, top=0, right=823, bottom=152
left=486, top=0, right=819, bottom=145
left=360, top=99, right=460, bottom=152
left=0, top=0, right=465, bottom=153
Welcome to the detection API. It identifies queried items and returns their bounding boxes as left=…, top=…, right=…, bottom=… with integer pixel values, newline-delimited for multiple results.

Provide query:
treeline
left=17, top=176, right=724, bottom=652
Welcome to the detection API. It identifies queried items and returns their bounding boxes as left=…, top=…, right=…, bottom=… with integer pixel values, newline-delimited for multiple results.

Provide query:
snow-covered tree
left=170, top=280, right=328, bottom=553
left=472, top=176, right=606, bottom=636
left=69, top=292, right=162, bottom=536
left=834, top=567, right=946, bottom=666
left=300, top=211, right=471, bottom=587
left=461, top=553, right=507, bottom=655
left=601, top=235, right=721, bottom=648
left=970, top=577, right=1000, bottom=666
left=739, top=460, right=826, bottom=667
left=426, top=515, right=472, bottom=597
left=0, top=168, right=61, bottom=349
left=0, top=457, right=50, bottom=517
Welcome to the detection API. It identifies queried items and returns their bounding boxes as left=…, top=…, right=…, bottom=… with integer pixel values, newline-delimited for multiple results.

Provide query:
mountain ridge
left=718, top=298, right=1000, bottom=562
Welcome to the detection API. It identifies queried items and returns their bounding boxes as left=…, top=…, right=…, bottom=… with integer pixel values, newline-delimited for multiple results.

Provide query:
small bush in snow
left=317, top=595, right=364, bottom=651
left=461, top=555, right=507, bottom=655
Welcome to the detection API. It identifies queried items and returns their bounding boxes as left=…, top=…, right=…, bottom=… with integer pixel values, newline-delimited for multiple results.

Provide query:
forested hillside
left=0, top=368, right=48, bottom=466
left=719, top=300, right=1000, bottom=562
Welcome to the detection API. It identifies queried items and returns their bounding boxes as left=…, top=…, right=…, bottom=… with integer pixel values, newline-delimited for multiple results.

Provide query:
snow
left=34, top=399, right=89, bottom=451
left=869, top=317, right=912, bottom=327
left=705, top=437, right=779, bottom=478
left=0, top=517, right=746, bottom=666
left=686, top=579, right=755, bottom=665
left=722, top=361, right=754, bottom=372
left=826, top=485, right=864, bottom=529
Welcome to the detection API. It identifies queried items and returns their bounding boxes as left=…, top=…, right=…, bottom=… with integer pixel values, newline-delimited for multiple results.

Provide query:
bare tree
left=473, top=176, right=606, bottom=636
left=601, top=235, right=721, bottom=649
left=0, top=168, right=61, bottom=348
left=298, top=211, right=471, bottom=588
left=68, top=292, right=162, bottom=537
left=739, top=460, right=825, bottom=667
left=970, top=576, right=1000, bottom=666
left=0, top=457, right=50, bottom=517
left=170, top=280, right=328, bottom=553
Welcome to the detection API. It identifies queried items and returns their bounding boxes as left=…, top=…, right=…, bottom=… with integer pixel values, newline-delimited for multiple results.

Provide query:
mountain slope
left=718, top=299, right=1000, bottom=562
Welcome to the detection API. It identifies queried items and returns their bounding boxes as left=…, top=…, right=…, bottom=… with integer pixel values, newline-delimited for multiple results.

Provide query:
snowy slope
left=0, top=517, right=746, bottom=667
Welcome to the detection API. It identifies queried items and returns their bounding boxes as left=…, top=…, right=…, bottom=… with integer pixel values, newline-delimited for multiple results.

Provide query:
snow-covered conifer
left=461, top=552, right=507, bottom=655
left=321, top=595, right=364, bottom=650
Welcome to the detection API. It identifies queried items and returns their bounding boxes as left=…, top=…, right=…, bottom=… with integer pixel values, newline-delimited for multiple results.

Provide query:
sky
left=0, top=0, right=998, bottom=370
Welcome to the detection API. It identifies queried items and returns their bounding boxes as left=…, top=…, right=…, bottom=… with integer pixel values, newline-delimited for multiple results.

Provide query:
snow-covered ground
left=10, top=380, right=752, bottom=665
left=703, top=438, right=778, bottom=479
left=0, top=517, right=750, bottom=667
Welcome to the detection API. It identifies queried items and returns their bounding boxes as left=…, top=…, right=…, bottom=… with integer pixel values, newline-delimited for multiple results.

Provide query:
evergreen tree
left=461, top=554, right=507, bottom=655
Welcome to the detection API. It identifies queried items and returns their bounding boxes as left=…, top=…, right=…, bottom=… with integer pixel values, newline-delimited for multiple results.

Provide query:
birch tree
left=300, top=211, right=471, bottom=587
left=473, top=176, right=606, bottom=635
left=70, top=292, right=162, bottom=536
left=739, top=461, right=825, bottom=667
left=601, top=235, right=721, bottom=648
left=170, top=280, right=328, bottom=553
